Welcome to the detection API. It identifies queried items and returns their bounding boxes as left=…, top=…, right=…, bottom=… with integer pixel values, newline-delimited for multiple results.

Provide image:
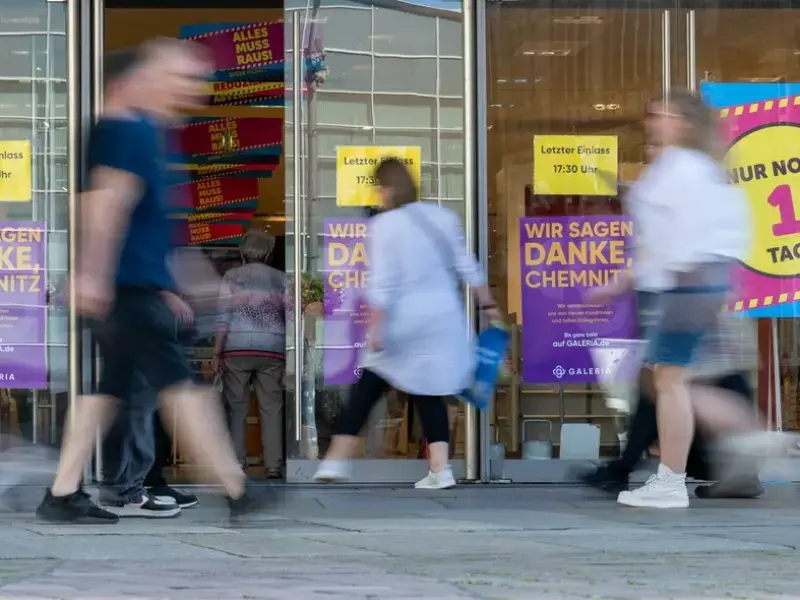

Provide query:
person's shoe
left=695, top=475, right=764, bottom=499
left=576, top=464, right=628, bottom=495
left=414, top=466, right=457, bottom=490
left=228, top=481, right=275, bottom=518
left=265, top=467, right=283, bottom=480
left=147, top=485, right=199, bottom=509
left=313, top=459, right=351, bottom=483
left=100, top=491, right=182, bottom=518
left=617, top=465, right=690, bottom=509
left=36, top=489, right=120, bottom=524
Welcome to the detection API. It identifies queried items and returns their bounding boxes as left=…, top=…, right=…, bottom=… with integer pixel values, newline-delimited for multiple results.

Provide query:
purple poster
left=323, top=218, right=369, bottom=384
left=519, top=216, right=637, bottom=384
left=0, top=221, right=47, bottom=389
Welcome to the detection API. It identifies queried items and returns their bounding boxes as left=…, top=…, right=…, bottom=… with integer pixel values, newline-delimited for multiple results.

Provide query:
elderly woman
left=213, top=230, right=287, bottom=479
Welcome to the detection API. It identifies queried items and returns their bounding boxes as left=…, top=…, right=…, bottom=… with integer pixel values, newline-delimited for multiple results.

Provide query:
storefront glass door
left=0, top=0, right=72, bottom=454
left=284, top=0, right=472, bottom=482
left=484, top=0, right=696, bottom=481
left=688, top=1, right=800, bottom=434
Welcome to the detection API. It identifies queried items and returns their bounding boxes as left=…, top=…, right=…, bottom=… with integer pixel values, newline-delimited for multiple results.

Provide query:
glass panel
left=105, top=4, right=287, bottom=481
left=288, top=2, right=466, bottom=465
left=692, top=3, right=800, bottom=432
left=323, top=51, right=372, bottom=92
left=487, top=4, right=663, bottom=459
left=373, top=96, right=436, bottom=128
left=374, top=57, right=437, bottom=95
left=0, top=0, right=69, bottom=450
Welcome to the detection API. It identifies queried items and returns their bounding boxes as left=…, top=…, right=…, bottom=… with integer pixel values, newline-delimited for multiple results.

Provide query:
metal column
left=661, top=10, right=671, bottom=103
left=66, top=0, right=84, bottom=443
left=292, top=13, right=304, bottom=444
left=463, top=0, right=478, bottom=482
left=475, top=0, right=491, bottom=482
left=686, top=10, right=696, bottom=92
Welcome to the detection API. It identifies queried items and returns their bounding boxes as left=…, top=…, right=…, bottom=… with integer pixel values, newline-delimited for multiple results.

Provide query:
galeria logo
left=552, top=365, right=566, bottom=379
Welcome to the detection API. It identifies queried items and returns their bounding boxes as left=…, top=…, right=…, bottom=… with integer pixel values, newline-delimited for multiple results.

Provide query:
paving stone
left=1, top=486, right=800, bottom=598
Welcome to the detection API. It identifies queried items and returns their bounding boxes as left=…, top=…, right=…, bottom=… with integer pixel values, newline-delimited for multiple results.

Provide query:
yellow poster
left=533, top=135, right=618, bottom=196
left=0, top=141, right=32, bottom=202
left=336, top=146, right=421, bottom=207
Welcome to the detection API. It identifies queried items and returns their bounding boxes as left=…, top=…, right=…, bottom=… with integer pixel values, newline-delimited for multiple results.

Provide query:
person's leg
left=411, top=396, right=455, bottom=490
left=106, top=291, right=250, bottom=506
left=98, top=388, right=180, bottom=519
left=579, top=385, right=659, bottom=494
left=693, top=372, right=764, bottom=499
left=253, top=357, right=285, bottom=478
left=617, top=325, right=698, bottom=509
left=314, top=369, right=389, bottom=481
left=37, top=319, right=129, bottom=523
left=144, top=412, right=171, bottom=489
left=221, top=356, right=254, bottom=468
left=144, top=411, right=200, bottom=508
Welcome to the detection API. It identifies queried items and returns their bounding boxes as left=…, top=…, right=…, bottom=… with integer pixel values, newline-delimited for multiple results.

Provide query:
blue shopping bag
left=458, top=324, right=511, bottom=410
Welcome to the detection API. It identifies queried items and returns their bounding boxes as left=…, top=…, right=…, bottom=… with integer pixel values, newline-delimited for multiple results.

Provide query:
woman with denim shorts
left=592, top=89, right=796, bottom=508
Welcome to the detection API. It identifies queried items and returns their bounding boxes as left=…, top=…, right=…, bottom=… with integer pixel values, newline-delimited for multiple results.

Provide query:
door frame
left=284, top=1, right=480, bottom=483
left=476, top=1, right=739, bottom=483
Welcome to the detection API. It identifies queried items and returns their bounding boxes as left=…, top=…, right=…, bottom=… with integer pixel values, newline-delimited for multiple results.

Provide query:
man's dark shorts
left=95, top=287, right=193, bottom=404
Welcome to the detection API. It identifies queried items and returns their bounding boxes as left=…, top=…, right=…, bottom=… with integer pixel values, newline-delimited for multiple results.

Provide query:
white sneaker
left=100, top=492, right=182, bottom=518
left=414, top=466, right=457, bottom=490
left=313, top=459, right=351, bottom=483
left=617, top=468, right=689, bottom=509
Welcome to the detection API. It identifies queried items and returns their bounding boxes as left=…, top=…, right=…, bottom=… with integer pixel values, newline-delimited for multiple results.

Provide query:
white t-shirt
left=627, top=146, right=750, bottom=292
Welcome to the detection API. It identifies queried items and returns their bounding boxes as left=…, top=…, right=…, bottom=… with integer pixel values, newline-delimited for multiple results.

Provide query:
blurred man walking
left=37, top=38, right=262, bottom=524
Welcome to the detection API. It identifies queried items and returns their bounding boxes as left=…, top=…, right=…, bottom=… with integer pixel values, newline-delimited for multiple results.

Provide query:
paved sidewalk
left=1, top=483, right=800, bottom=599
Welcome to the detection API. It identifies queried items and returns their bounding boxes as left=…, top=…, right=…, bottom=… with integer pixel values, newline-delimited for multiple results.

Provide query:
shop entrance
left=484, top=0, right=800, bottom=481
left=97, top=0, right=472, bottom=485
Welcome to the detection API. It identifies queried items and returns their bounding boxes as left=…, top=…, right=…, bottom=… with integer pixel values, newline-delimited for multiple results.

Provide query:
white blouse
left=361, top=202, right=485, bottom=396
left=627, top=146, right=751, bottom=292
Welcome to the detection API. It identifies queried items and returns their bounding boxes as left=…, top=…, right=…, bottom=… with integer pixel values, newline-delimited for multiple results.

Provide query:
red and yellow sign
left=176, top=212, right=256, bottom=246
left=174, top=178, right=259, bottom=212
left=208, top=81, right=283, bottom=106
left=176, top=117, right=282, bottom=157
left=187, top=22, right=283, bottom=72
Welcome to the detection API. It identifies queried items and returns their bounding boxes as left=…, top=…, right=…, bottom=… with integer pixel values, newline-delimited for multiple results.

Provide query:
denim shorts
left=643, top=263, right=731, bottom=368
left=94, top=287, right=193, bottom=403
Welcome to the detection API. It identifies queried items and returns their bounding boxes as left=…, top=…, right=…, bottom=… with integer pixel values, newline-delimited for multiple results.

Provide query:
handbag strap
left=401, top=203, right=460, bottom=290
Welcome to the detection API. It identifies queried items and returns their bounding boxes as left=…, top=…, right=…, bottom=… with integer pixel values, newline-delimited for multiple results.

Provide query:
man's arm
left=78, top=166, right=142, bottom=286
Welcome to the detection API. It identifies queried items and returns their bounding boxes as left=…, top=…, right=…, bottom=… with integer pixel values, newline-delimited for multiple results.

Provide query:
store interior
left=486, top=5, right=800, bottom=458
left=3, top=1, right=800, bottom=480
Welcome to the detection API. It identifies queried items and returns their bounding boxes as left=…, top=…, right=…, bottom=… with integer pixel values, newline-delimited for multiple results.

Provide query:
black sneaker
left=147, top=485, right=199, bottom=509
left=228, top=481, right=275, bottom=519
left=100, top=491, right=181, bottom=518
left=36, top=489, right=120, bottom=524
left=695, top=475, right=765, bottom=499
left=576, top=464, right=629, bottom=495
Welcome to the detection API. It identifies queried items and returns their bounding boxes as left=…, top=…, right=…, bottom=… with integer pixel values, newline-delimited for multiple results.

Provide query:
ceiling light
left=739, top=76, right=785, bottom=83
left=523, top=50, right=571, bottom=57
left=553, top=16, right=604, bottom=25
left=593, top=103, right=620, bottom=111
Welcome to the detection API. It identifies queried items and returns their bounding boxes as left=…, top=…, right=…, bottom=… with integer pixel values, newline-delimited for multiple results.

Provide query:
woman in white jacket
left=314, top=158, right=500, bottom=488
left=595, top=89, right=794, bottom=508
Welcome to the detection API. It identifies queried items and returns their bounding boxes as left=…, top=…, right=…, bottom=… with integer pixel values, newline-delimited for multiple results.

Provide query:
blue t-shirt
left=87, top=114, right=175, bottom=291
